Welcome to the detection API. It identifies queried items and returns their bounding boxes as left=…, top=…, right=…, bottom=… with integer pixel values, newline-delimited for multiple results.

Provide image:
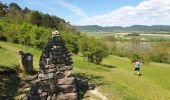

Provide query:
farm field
left=1, top=42, right=170, bottom=100
left=86, top=32, right=170, bottom=42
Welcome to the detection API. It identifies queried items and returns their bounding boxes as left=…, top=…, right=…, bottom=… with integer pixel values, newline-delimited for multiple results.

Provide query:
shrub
left=130, top=53, right=143, bottom=63
left=79, top=35, right=109, bottom=64
left=151, top=54, right=168, bottom=63
left=112, top=50, right=127, bottom=57
left=60, top=31, right=79, bottom=54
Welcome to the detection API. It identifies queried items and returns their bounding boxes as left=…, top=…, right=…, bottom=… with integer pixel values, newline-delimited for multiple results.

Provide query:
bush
left=151, top=54, right=168, bottom=63
left=112, top=50, right=127, bottom=57
left=79, top=35, right=109, bottom=64
left=130, top=53, right=143, bottom=62
left=60, top=31, right=79, bottom=54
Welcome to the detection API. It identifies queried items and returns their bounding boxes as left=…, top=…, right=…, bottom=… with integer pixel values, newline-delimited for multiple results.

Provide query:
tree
left=61, top=31, right=79, bottom=54
left=0, top=2, right=8, bottom=18
left=7, top=3, right=23, bottom=22
left=29, top=11, right=42, bottom=26
left=79, top=35, right=109, bottom=64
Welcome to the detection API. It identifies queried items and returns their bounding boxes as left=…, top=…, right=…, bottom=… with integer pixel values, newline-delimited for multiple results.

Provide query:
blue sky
left=1, top=0, right=170, bottom=26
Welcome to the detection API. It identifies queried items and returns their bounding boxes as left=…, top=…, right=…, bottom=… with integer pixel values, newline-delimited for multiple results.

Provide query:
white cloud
left=76, top=0, right=170, bottom=26
left=56, top=0, right=85, bottom=16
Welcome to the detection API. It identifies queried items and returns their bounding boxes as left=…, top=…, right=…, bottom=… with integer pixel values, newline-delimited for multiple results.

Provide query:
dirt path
left=89, top=88, right=109, bottom=100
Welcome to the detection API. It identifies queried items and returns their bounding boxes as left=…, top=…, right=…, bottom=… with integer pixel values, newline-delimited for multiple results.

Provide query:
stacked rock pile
left=27, top=31, right=77, bottom=100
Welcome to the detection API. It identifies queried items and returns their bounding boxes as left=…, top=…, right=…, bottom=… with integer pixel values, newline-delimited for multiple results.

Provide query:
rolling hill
left=76, top=25, right=170, bottom=33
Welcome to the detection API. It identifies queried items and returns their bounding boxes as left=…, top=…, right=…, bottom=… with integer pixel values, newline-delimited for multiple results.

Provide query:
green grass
left=0, top=41, right=170, bottom=100
left=0, top=42, right=41, bottom=69
left=74, top=55, right=170, bottom=100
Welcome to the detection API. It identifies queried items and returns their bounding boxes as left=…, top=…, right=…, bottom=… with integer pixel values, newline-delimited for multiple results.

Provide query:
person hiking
left=133, top=60, right=142, bottom=76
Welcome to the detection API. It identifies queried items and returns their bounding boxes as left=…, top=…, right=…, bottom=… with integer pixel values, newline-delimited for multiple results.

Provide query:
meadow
left=1, top=41, right=170, bottom=100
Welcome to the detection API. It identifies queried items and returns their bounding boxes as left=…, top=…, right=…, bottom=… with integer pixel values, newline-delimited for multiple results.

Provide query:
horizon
left=77, top=24, right=170, bottom=27
left=1, top=0, right=170, bottom=26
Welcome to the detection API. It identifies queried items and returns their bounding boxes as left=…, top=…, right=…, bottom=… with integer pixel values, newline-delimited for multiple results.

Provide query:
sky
left=1, top=0, right=170, bottom=26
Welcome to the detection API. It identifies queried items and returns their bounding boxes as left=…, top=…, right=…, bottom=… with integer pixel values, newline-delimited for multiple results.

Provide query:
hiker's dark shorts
left=135, top=67, right=140, bottom=71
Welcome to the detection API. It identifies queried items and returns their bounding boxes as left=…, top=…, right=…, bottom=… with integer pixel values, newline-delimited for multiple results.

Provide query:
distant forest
left=77, top=25, right=170, bottom=32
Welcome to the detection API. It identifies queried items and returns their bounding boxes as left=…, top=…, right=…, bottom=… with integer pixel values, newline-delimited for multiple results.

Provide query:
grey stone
left=47, top=95, right=51, bottom=100
left=37, top=89, right=43, bottom=94
left=59, top=66, right=72, bottom=71
left=48, top=64, right=56, bottom=69
left=23, top=75, right=38, bottom=82
left=40, top=92, right=48, bottom=100
left=51, top=94, right=57, bottom=100
left=30, top=95, right=41, bottom=100
left=50, top=82, right=56, bottom=93
left=54, top=72, right=65, bottom=79
left=38, top=73, right=54, bottom=80
left=57, top=93, right=77, bottom=100
left=47, top=68, right=56, bottom=73
left=58, top=77, right=75, bottom=85
left=64, top=70, right=73, bottom=77
left=38, top=73, right=45, bottom=80
left=56, top=64, right=65, bottom=68
left=44, top=73, right=54, bottom=79
left=66, top=60, right=73, bottom=65
left=46, top=58, right=51, bottom=65
left=59, top=85, right=76, bottom=93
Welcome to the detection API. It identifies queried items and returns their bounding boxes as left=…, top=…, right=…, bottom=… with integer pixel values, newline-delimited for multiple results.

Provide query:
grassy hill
left=0, top=42, right=170, bottom=100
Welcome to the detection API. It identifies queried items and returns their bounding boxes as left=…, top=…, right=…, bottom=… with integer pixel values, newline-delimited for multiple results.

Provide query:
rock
left=47, top=95, right=51, bottom=100
left=56, top=64, right=65, bottom=68
left=57, top=93, right=77, bottom=100
left=51, top=94, right=57, bottom=100
left=59, top=85, right=76, bottom=93
left=46, top=58, right=51, bottom=65
left=66, top=60, right=73, bottom=65
left=35, top=81, right=51, bottom=92
left=59, top=66, right=72, bottom=71
left=48, top=64, right=56, bottom=69
left=29, top=95, right=41, bottom=100
left=40, top=92, right=48, bottom=100
left=24, top=75, right=38, bottom=81
left=49, top=82, right=56, bottom=93
left=64, top=70, right=73, bottom=77
left=58, top=77, right=75, bottom=85
left=30, top=85, right=39, bottom=95
left=37, top=89, right=43, bottom=94
left=54, top=72, right=65, bottom=79
left=47, top=68, right=56, bottom=73
left=38, top=73, right=45, bottom=80
left=38, top=73, right=54, bottom=80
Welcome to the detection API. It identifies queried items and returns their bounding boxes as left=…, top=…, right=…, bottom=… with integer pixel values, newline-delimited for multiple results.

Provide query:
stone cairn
left=27, top=31, right=77, bottom=100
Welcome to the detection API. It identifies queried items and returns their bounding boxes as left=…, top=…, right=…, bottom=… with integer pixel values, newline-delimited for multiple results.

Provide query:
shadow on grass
left=74, top=72, right=106, bottom=99
left=100, top=64, right=117, bottom=68
left=0, top=65, right=21, bottom=100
